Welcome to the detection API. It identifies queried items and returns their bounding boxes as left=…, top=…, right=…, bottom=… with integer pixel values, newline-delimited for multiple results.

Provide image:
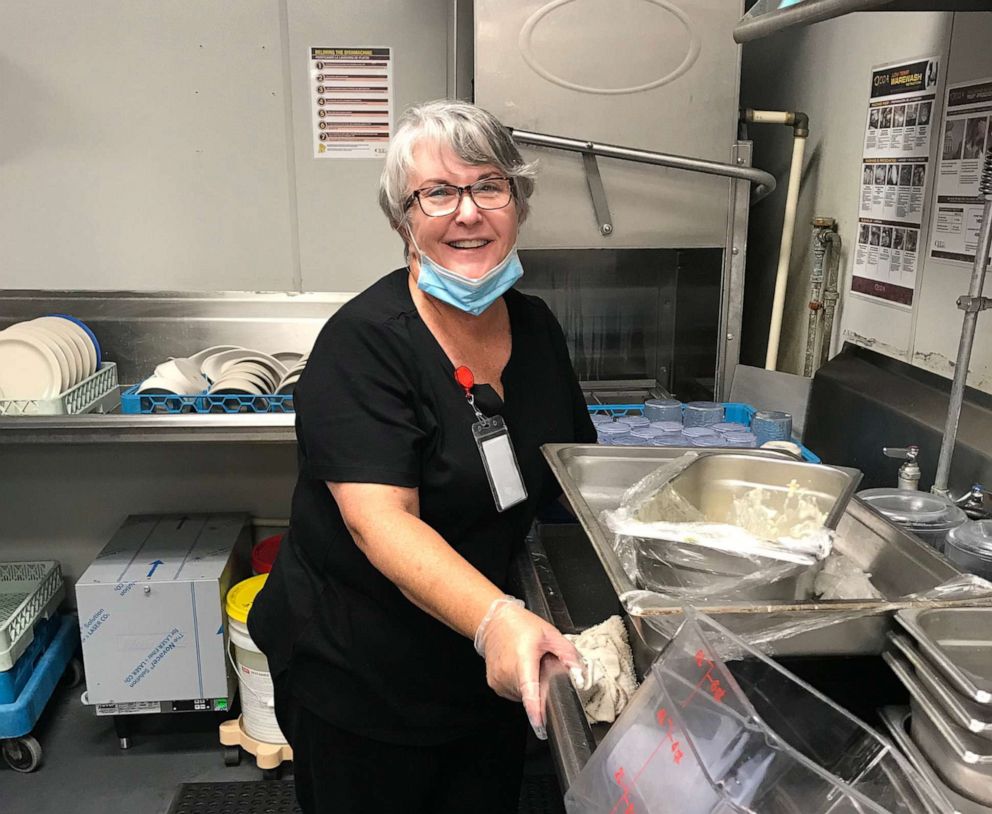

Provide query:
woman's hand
left=474, top=597, right=584, bottom=739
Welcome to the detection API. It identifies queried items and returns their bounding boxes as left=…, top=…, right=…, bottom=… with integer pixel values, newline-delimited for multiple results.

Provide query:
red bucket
left=251, top=533, right=283, bottom=574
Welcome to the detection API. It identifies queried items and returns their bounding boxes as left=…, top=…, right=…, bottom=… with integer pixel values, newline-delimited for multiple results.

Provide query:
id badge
left=472, top=415, right=528, bottom=512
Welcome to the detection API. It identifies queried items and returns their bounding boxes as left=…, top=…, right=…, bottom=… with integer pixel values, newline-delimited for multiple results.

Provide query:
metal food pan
left=896, top=608, right=992, bottom=704
left=878, top=706, right=991, bottom=814
left=885, top=649, right=992, bottom=805
left=543, top=444, right=969, bottom=657
left=889, top=632, right=992, bottom=739
left=663, top=450, right=861, bottom=530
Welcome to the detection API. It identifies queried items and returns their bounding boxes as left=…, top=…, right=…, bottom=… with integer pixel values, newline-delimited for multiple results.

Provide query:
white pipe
left=765, top=134, right=808, bottom=370
left=749, top=109, right=792, bottom=125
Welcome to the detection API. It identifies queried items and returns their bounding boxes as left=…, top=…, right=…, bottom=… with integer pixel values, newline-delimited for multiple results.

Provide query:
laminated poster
left=929, top=77, right=992, bottom=267
left=852, top=57, right=939, bottom=307
left=310, top=47, right=392, bottom=159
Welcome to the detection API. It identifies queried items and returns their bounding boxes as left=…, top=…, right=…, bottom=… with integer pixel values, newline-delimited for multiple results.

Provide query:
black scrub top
left=248, top=268, right=596, bottom=745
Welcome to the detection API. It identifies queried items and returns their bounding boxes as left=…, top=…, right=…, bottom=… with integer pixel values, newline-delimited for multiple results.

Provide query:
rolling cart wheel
left=61, top=658, right=85, bottom=689
left=2, top=736, right=43, bottom=773
left=261, top=766, right=281, bottom=781
left=223, top=746, right=241, bottom=767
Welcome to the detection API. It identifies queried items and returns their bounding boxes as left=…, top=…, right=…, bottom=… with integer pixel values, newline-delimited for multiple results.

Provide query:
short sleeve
left=294, top=314, right=424, bottom=486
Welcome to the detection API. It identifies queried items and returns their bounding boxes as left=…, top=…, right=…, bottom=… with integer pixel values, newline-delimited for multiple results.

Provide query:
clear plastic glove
left=474, top=595, right=586, bottom=740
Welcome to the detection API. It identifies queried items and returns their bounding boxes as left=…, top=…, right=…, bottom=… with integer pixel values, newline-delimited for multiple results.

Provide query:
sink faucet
left=883, top=446, right=921, bottom=491
left=952, top=484, right=990, bottom=520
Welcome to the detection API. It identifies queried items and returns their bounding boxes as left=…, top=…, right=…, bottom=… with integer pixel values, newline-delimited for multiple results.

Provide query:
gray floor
left=1, top=678, right=565, bottom=814
left=1, top=680, right=265, bottom=813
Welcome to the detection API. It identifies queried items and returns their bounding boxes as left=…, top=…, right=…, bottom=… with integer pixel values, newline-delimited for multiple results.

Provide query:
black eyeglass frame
left=404, top=176, right=516, bottom=217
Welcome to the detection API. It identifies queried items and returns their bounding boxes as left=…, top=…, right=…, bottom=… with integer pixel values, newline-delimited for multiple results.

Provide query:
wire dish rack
left=0, top=363, right=119, bottom=417
left=0, top=562, right=65, bottom=672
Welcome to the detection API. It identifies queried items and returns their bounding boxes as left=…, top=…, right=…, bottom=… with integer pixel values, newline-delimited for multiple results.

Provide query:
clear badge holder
left=454, top=364, right=527, bottom=512
left=472, top=413, right=528, bottom=512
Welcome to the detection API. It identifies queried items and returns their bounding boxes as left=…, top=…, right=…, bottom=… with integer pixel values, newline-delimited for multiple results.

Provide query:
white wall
left=0, top=0, right=450, bottom=294
left=743, top=10, right=992, bottom=397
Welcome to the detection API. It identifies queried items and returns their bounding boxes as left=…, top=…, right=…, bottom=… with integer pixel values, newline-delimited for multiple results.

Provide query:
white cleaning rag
left=565, top=616, right=638, bottom=724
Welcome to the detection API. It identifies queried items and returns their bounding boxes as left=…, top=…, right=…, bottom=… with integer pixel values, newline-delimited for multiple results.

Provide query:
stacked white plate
left=0, top=316, right=101, bottom=401
left=136, top=347, right=308, bottom=397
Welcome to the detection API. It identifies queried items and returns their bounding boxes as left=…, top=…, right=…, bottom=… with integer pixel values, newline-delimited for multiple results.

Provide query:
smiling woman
left=246, top=100, right=596, bottom=814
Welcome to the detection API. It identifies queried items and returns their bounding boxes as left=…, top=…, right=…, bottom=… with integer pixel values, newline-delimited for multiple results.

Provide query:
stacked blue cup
left=752, top=410, right=793, bottom=446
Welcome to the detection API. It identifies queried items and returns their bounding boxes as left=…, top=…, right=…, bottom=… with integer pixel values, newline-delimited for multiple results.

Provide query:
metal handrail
left=509, top=128, right=777, bottom=202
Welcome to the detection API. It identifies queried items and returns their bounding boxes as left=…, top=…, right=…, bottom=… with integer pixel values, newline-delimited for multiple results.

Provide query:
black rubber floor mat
left=167, top=776, right=564, bottom=814
left=166, top=781, right=301, bottom=814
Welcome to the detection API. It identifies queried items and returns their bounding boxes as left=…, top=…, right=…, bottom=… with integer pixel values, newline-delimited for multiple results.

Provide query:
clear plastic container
left=683, top=401, right=724, bottom=428
left=650, top=435, right=687, bottom=447
left=644, top=399, right=683, bottom=422
left=723, top=431, right=758, bottom=448
left=597, top=424, right=631, bottom=445
left=680, top=427, right=718, bottom=439
left=711, top=422, right=749, bottom=435
left=564, top=610, right=945, bottom=814
left=945, top=520, right=992, bottom=580
left=649, top=421, right=683, bottom=434
left=621, top=415, right=651, bottom=428
left=631, top=427, right=664, bottom=440
left=590, top=412, right=614, bottom=425
left=752, top=410, right=793, bottom=445
left=858, top=488, right=968, bottom=552
left=614, top=435, right=650, bottom=446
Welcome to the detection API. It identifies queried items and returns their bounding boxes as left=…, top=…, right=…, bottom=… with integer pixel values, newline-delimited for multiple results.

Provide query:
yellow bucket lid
left=226, top=574, right=268, bottom=624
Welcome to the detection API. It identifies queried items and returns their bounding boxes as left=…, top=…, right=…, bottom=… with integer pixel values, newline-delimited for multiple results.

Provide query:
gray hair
left=378, top=100, right=536, bottom=236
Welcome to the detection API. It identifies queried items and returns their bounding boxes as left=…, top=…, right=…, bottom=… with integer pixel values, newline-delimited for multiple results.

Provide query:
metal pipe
left=933, top=154, right=992, bottom=495
left=508, top=128, right=777, bottom=202
left=819, top=230, right=843, bottom=370
left=734, top=0, right=898, bottom=44
left=766, top=134, right=808, bottom=370
left=804, top=228, right=828, bottom=377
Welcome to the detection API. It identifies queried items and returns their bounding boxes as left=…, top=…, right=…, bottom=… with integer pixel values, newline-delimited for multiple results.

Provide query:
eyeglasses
left=406, top=177, right=514, bottom=217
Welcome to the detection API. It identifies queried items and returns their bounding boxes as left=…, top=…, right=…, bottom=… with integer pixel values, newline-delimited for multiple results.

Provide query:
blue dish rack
left=0, top=614, right=81, bottom=772
left=587, top=401, right=820, bottom=463
left=120, top=385, right=294, bottom=415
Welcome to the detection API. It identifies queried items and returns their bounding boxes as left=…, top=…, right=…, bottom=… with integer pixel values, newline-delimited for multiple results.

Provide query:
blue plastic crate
left=0, top=616, right=61, bottom=706
left=120, top=385, right=294, bottom=415
left=587, top=401, right=820, bottom=463
left=0, top=615, right=79, bottom=740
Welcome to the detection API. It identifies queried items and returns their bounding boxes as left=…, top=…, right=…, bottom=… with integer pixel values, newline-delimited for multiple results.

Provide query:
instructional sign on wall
left=929, top=77, right=992, bottom=266
left=852, top=57, right=939, bottom=307
left=309, top=47, right=392, bottom=159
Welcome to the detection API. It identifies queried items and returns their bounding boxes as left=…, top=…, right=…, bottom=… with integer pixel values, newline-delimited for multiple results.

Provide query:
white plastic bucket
left=226, top=576, right=287, bottom=744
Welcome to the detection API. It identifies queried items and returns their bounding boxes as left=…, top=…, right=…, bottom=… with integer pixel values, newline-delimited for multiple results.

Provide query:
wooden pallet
left=219, top=717, right=293, bottom=770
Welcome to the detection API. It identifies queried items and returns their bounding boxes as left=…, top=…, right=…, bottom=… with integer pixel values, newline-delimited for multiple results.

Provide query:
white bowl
left=154, top=358, right=208, bottom=393
left=202, top=349, right=287, bottom=384
left=136, top=375, right=195, bottom=395
left=209, top=376, right=263, bottom=396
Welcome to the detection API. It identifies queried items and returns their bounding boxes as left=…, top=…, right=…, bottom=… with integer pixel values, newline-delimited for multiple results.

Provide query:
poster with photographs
left=851, top=220, right=920, bottom=306
left=853, top=57, right=939, bottom=307
left=930, top=77, right=992, bottom=265
left=859, top=158, right=927, bottom=223
left=863, top=58, right=938, bottom=160
left=309, top=47, right=392, bottom=159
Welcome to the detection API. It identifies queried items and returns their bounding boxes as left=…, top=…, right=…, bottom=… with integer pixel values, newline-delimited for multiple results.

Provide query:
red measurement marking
left=609, top=704, right=687, bottom=812
left=608, top=767, right=636, bottom=814
left=682, top=650, right=727, bottom=707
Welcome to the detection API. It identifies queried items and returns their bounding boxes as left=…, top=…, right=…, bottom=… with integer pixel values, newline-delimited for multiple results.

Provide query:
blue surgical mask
left=411, top=237, right=524, bottom=317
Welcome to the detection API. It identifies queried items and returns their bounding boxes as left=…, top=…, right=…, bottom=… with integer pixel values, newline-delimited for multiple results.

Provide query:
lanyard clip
left=454, top=365, right=488, bottom=424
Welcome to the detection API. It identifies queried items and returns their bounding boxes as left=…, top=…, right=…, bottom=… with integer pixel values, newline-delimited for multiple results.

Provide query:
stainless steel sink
left=542, top=444, right=971, bottom=658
